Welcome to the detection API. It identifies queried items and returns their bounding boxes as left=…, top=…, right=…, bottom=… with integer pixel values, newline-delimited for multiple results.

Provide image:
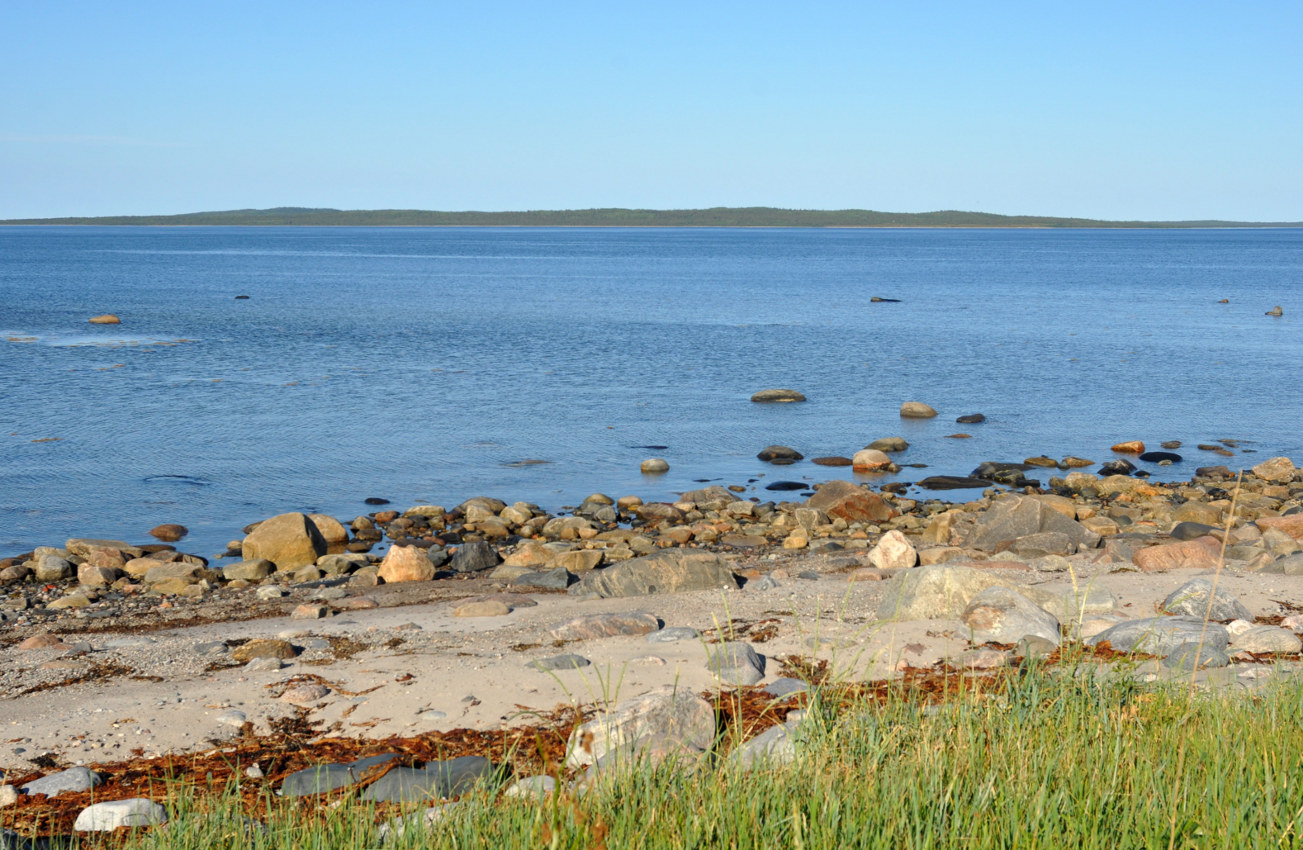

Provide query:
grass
left=17, top=657, right=1303, bottom=849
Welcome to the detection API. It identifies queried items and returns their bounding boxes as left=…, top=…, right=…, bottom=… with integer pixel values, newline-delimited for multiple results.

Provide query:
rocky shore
left=4, top=444, right=1303, bottom=839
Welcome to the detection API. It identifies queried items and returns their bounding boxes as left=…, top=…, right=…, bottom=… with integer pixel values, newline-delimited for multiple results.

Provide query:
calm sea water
left=1, top=226, right=1300, bottom=557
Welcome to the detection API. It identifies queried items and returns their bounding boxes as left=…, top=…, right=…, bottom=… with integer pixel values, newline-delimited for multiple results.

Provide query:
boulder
left=280, top=755, right=401, bottom=797
left=1159, top=578, right=1251, bottom=621
left=705, top=641, right=765, bottom=686
left=22, top=767, right=101, bottom=798
left=961, top=496, right=1099, bottom=553
left=148, top=523, right=188, bottom=542
left=867, top=529, right=917, bottom=569
left=1252, top=457, right=1297, bottom=483
left=307, top=514, right=350, bottom=548
left=640, top=458, right=669, bottom=473
left=876, top=565, right=1023, bottom=621
left=1256, top=515, right=1303, bottom=542
left=1232, top=626, right=1302, bottom=654
left=962, top=586, right=1061, bottom=646
left=74, top=799, right=167, bottom=832
left=231, top=639, right=297, bottom=663
left=1086, top=617, right=1228, bottom=656
left=222, top=559, right=274, bottom=582
left=575, top=551, right=737, bottom=598
left=867, top=437, right=909, bottom=452
left=757, top=445, right=803, bottom=463
left=87, top=314, right=121, bottom=324
left=900, top=402, right=938, bottom=418
left=1132, top=537, right=1221, bottom=572
left=241, top=513, right=327, bottom=571
left=565, top=689, right=716, bottom=768
left=851, top=449, right=891, bottom=471
left=77, top=563, right=120, bottom=587
left=361, top=757, right=498, bottom=802
left=549, top=611, right=660, bottom=641
left=750, top=389, right=806, bottom=403
left=450, top=541, right=500, bottom=573
left=378, top=546, right=436, bottom=583
left=1111, top=441, right=1145, bottom=454
left=804, top=480, right=896, bottom=523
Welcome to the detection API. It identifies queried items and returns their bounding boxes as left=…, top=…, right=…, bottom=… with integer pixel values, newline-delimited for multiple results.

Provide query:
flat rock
left=1086, top=617, right=1229, bottom=656
left=1232, top=625, right=1303, bottom=654
left=804, top=480, right=896, bottom=523
left=750, top=389, right=806, bottom=403
left=646, top=626, right=700, bottom=643
left=528, top=653, right=591, bottom=671
left=575, top=550, right=737, bottom=598
left=1132, top=537, right=1222, bottom=571
left=361, top=757, right=497, bottom=803
left=280, top=755, right=401, bottom=797
left=21, top=767, right=100, bottom=798
left=454, top=600, right=511, bottom=618
left=565, top=689, right=716, bottom=768
left=550, top=611, right=660, bottom=641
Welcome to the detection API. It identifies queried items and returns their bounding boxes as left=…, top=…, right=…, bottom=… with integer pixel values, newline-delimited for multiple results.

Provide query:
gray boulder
left=1159, top=579, right=1252, bottom=622
left=962, top=496, right=1100, bottom=553
left=360, top=757, right=497, bottom=803
left=566, top=689, right=716, bottom=768
left=21, top=767, right=101, bottom=798
left=961, top=586, right=1061, bottom=646
left=1231, top=626, right=1303, bottom=654
left=576, top=551, right=737, bottom=598
left=450, top=541, right=500, bottom=573
left=1163, top=642, right=1230, bottom=672
left=705, top=641, right=765, bottom=686
left=876, top=565, right=1022, bottom=621
left=1086, top=617, right=1229, bottom=657
left=280, top=754, right=400, bottom=797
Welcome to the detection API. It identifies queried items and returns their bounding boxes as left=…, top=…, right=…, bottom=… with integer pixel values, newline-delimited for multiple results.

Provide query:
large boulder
left=242, top=513, right=327, bottom=571
left=1159, top=578, right=1251, bottom=621
left=852, top=449, right=892, bottom=471
left=378, top=546, right=436, bottom=583
left=1132, top=537, right=1221, bottom=572
left=877, top=565, right=1026, bottom=621
left=1252, top=456, right=1297, bottom=483
left=804, top=481, right=896, bottom=523
left=900, top=402, right=938, bottom=418
left=962, top=586, right=1061, bottom=646
left=575, top=551, right=737, bottom=598
left=1086, top=617, right=1228, bottom=657
left=566, top=689, right=716, bottom=768
left=307, top=514, right=350, bottom=548
left=961, top=496, right=1100, bottom=553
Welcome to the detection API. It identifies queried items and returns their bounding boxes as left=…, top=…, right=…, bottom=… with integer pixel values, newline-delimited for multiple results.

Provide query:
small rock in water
left=1110, top=440, right=1145, bottom=454
left=956, top=413, right=985, bottom=424
left=364, top=497, right=390, bottom=505
left=900, top=401, right=938, bottom=418
left=1139, top=451, right=1182, bottom=463
left=88, top=314, right=121, bottom=324
left=640, top=458, right=669, bottom=473
left=750, top=389, right=806, bottom=403
left=757, top=445, right=803, bottom=463
left=765, top=481, right=809, bottom=491
left=1267, top=305, right=1283, bottom=317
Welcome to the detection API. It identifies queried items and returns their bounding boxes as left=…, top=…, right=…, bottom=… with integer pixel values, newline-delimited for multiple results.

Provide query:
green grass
left=80, top=662, right=1303, bottom=849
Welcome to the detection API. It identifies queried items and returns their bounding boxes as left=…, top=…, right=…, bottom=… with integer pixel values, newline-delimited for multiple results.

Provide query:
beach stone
left=962, top=495, right=1099, bottom=553
left=378, top=545, right=435, bottom=583
left=565, top=688, right=716, bottom=768
left=74, top=799, right=167, bottom=832
left=361, top=757, right=497, bottom=803
left=1170, top=522, right=1217, bottom=541
left=900, top=402, right=937, bottom=418
left=242, top=513, right=327, bottom=571
left=1007, top=531, right=1075, bottom=558
left=1163, top=642, right=1229, bottom=672
left=1252, top=457, right=1297, bottom=483
left=503, top=541, right=554, bottom=568
left=22, top=767, right=100, bottom=798
left=918, top=476, right=990, bottom=491
left=705, top=641, right=765, bottom=685
left=292, top=603, right=330, bottom=620
left=646, top=626, right=700, bottom=643
left=1059, top=456, right=1094, bottom=468
left=231, top=639, right=296, bottom=663
left=450, top=541, right=500, bottom=573
left=454, top=600, right=511, bottom=618
left=222, top=559, right=274, bottom=582
left=1256, top=515, right=1303, bottom=542
left=1086, top=617, right=1229, bottom=656
left=852, top=449, right=892, bottom=471
left=148, top=523, right=188, bottom=542
left=76, top=562, right=120, bottom=587
left=1232, top=626, right=1302, bottom=654
left=1132, top=537, right=1221, bottom=572
left=1256, top=554, right=1303, bottom=575
left=811, top=456, right=853, bottom=466
left=731, top=724, right=797, bottom=768
left=511, top=567, right=573, bottom=590
left=280, top=754, right=401, bottom=797
left=1111, top=441, right=1145, bottom=454
left=550, top=611, right=660, bottom=641
left=751, top=389, right=806, bottom=403
left=575, top=550, right=737, bottom=598
left=504, top=775, right=558, bottom=799
left=376, top=804, right=459, bottom=840
left=962, top=586, right=1061, bottom=646
left=281, top=684, right=330, bottom=705
left=1098, top=460, right=1137, bottom=476
left=317, top=553, right=367, bottom=575
left=956, top=413, right=986, bottom=424
left=528, top=653, right=591, bottom=671
left=640, top=458, right=669, bottom=473
left=553, top=550, right=603, bottom=572
left=17, top=634, right=68, bottom=651
left=88, top=313, right=121, bottom=324
left=875, top=564, right=1023, bottom=621
left=307, top=514, right=350, bottom=548
left=868, top=437, right=909, bottom=452
left=954, top=648, right=1012, bottom=670
left=764, top=678, right=809, bottom=698
left=47, top=593, right=93, bottom=609
left=804, top=480, right=896, bottom=523
left=867, top=529, right=917, bottom=569
left=757, top=445, right=803, bottom=463
left=1159, top=578, right=1251, bottom=621
left=143, top=562, right=204, bottom=585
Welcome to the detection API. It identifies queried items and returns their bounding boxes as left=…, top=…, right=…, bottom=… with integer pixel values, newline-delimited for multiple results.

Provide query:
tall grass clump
left=100, top=661, right=1303, bottom=850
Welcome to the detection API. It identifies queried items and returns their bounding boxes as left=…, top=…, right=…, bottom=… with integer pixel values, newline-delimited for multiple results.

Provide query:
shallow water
left=1, top=226, right=1300, bottom=556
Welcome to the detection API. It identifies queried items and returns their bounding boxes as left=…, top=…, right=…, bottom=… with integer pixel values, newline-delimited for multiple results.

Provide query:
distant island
left=3, top=206, right=1301, bottom=228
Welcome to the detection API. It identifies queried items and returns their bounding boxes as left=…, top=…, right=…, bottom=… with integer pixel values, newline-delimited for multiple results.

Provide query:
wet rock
left=900, top=402, right=938, bottom=418
left=148, top=523, right=188, bottom=542
left=867, top=437, right=909, bottom=452
left=378, top=546, right=435, bottom=583
left=1160, top=578, right=1251, bottom=621
left=851, top=449, right=892, bottom=471
left=757, top=445, right=803, bottom=463
left=1099, top=460, right=1136, bottom=476
left=575, top=550, right=737, bottom=598
left=550, top=611, right=660, bottom=641
left=1139, top=451, right=1182, bottom=463
left=88, top=314, right=121, bottom=324
left=811, top=456, right=853, bottom=466
left=970, top=462, right=1038, bottom=487
left=242, top=513, right=327, bottom=571
left=565, top=689, right=716, bottom=768
left=917, top=476, right=991, bottom=491
left=1111, top=441, right=1145, bottom=454
left=750, top=389, right=806, bottom=403
left=956, top=413, right=986, bottom=424
left=640, top=458, right=669, bottom=473
left=74, top=799, right=167, bottom=832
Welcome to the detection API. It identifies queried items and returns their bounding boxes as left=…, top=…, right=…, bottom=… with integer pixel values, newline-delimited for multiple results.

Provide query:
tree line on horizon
left=2, top=206, right=1298, bottom=228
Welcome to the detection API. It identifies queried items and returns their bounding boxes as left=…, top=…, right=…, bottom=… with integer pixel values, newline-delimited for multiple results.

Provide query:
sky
left=3, top=1, right=1301, bottom=221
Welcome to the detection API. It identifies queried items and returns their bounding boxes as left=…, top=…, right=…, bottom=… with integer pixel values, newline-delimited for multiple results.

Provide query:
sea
left=1, top=226, right=1300, bottom=557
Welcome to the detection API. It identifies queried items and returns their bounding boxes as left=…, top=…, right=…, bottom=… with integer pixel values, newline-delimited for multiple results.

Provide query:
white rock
left=867, top=530, right=917, bottom=569
left=74, top=798, right=167, bottom=831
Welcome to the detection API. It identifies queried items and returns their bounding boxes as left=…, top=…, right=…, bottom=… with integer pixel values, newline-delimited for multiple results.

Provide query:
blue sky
left=3, top=1, right=1300, bottom=220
